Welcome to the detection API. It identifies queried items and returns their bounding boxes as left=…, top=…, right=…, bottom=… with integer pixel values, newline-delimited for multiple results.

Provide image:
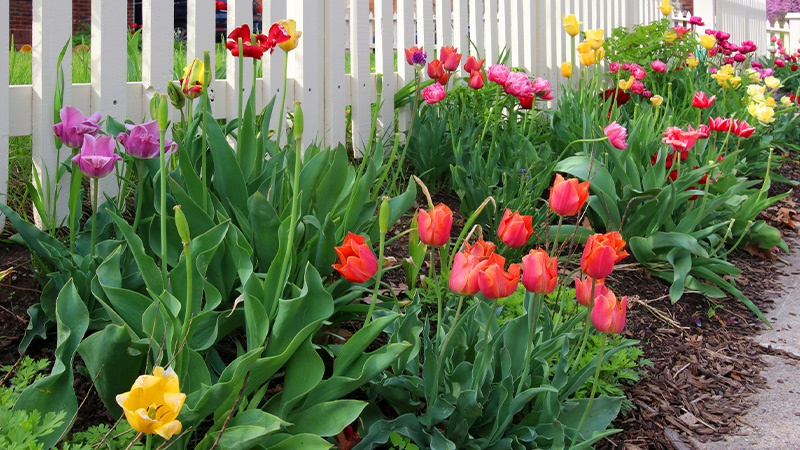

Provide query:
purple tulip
left=52, top=106, right=102, bottom=149
left=71, top=135, right=122, bottom=179
left=116, top=120, right=178, bottom=159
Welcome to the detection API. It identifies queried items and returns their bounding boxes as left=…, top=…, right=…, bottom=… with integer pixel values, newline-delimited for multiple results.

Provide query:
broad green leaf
left=288, top=400, right=366, bottom=437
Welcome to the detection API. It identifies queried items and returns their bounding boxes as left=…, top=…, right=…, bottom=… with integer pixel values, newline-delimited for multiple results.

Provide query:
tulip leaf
left=666, top=248, right=692, bottom=303
left=110, top=212, right=164, bottom=294
left=334, top=313, right=399, bottom=376
left=261, top=434, right=333, bottom=450
left=13, top=279, right=88, bottom=449
left=237, top=93, right=258, bottom=182
left=287, top=399, right=366, bottom=437
left=204, top=111, right=249, bottom=219
left=276, top=338, right=324, bottom=418
left=249, top=191, right=281, bottom=270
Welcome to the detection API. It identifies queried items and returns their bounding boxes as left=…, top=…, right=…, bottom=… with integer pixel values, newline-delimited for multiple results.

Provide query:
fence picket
left=417, top=0, right=435, bottom=58
left=498, top=0, right=511, bottom=63
left=0, top=0, right=8, bottom=230
left=453, top=0, right=469, bottom=74
left=396, top=0, right=415, bottom=134
left=91, top=0, right=127, bottom=200
left=350, top=0, right=372, bottom=155
left=31, top=0, right=73, bottom=228
left=375, top=0, right=396, bottom=137
left=509, top=0, right=524, bottom=68
left=289, top=0, right=324, bottom=146
left=187, top=0, right=216, bottom=77
left=469, top=0, right=485, bottom=60
left=142, top=0, right=174, bottom=115
left=324, top=0, right=347, bottom=148
left=485, top=0, right=498, bottom=65
left=437, top=0, right=453, bottom=49
left=225, top=0, right=253, bottom=124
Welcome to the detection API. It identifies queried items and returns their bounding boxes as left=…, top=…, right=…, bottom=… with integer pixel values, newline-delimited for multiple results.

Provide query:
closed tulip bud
left=563, top=14, right=582, bottom=37
left=522, top=249, right=558, bottom=294
left=581, top=232, right=629, bottom=279
left=590, top=289, right=627, bottom=334
left=560, top=62, right=573, bottom=78
left=203, top=50, right=212, bottom=87
left=158, top=94, right=169, bottom=131
left=379, top=197, right=390, bottom=233
left=332, top=233, right=378, bottom=283
left=293, top=101, right=304, bottom=139
left=548, top=173, right=590, bottom=216
left=417, top=203, right=452, bottom=246
left=168, top=81, right=186, bottom=109
left=579, top=50, right=596, bottom=66
left=700, top=34, right=716, bottom=50
left=173, top=205, right=191, bottom=245
left=477, top=254, right=521, bottom=299
left=497, top=209, right=534, bottom=247
left=427, top=59, right=446, bottom=80
left=180, top=58, right=204, bottom=100
left=376, top=73, right=383, bottom=95
left=574, top=276, right=609, bottom=307
left=468, top=70, right=485, bottom=89
left=149, top=92, right=161, bottom=121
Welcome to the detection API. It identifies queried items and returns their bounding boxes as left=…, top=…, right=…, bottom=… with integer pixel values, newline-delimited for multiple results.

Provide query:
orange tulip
left=450, top=250, right=491, bottom=295
left=574, top=276, right=609, bottom=307
left=497, top=209, right=534, bottom=248
left=464, top=55, right=485, bottom=73
left=332, top=233, right=378, bottom=283
left=427, top=59, right=445, bottom=80
left=590, top=289, right=627, bottom=334
left=440, top=46, right=462, bottom=71
left=417, top=203, right=453, bottom=246
left=522, top=249, right=558, bottom=294
left=549, top=173, right=590, bottom=216
left=464, top=238, right=496, bottom=258
left=478, top=254, right=521, bottom=299
left=580, top=232, right=629, bottom=280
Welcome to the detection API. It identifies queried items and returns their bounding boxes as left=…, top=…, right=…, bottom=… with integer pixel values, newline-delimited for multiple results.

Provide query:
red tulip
left=332, top=233, right=378, bottom=283
left=580, top=232, right=629, bottom=279
left=468, top=70, right=485, bottom=89
left=697, top=124, right=711, bottom=139
left=590, top=289, right=627, bottom=334
left=427, top=59, right=445, bottom=80
left=733, top=119, right=755, bottom=138
left=662, top=126, right=702, bottom=152
left=497, top=209, right=533, bottom=248
left=574, top=276, right=609, bottom=307
left=522, top=249, right=558, bottom=294
left=548, top=173, right=590, bottom=217
left=692, top=91, right=716, bottom=109
left=477, top=254, right=521, bottom=299
left=437, top=73, right=452, bottom=86
left=226, top=24, right=267, bottom=59
left=440, top=46, right=462, bottom=71
left=464, top=55, right=485, bottom=73
left=709, top=116, right=732, bottom=132
left=417, top=203, right=453, bottom=246
left=450, top=250, right=491, bottom=295
left=264, top=22, right=292, bottom=54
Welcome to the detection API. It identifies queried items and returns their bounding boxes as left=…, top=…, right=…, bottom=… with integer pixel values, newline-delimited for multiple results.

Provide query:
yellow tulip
left=595, top=47, right=606, bottom=61
left=765, top=76, right=782, bottom=89
left=658, top=0, right=674, bottom=16
left=747, top=84, right=766, bottom=97
left=563, top=15, right=582, bottom=37
left=727, top=76, right=742, bottom=88
left=561, top=62, right=573, bottom=78
left=180, top=58, right=204, bottom=99
left=782, top=96, right=793, bottom=106
left=664, top=31, right=677, bottom=43
left=116, top=367, right=186, bottom=440
left=748, top=103, right=775, bottom=124
left=585, top=29, right=605, bottom=50
left=278, top=19, right=302, bottom=52
left=580, top=51, right=596, bottom=66
left=700, top=34, right=716, bottom=50
left=577, top=41, right=592, bottom=54
left=651, top=95, right=664, bottom=106
left=751, top=93, right=766, bottom=104
left=766, top=96, right=776, bottom=107
left=686, top=56, right=699, bottom=67
left=619, top=76, right=635, bottom=90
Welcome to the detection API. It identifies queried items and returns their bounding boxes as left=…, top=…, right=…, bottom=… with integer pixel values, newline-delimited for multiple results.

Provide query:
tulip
left=630, top=80, right=645, bottom=95
left=518, top=94, right=534, bottom=110
left=700, top=34, right=716, bottom=50
left=549, top=173, right=590, bottom=216
left=576, top=41, right=592, bottom=54
left=563, top=14, right=582, bottom=37
left=450, top=250, right=491, bottom=295
left=52, top=106, right=102, bottom=149
left=117, top=120, right=178, bottom=159
left=579, top=50, right=596, bottom=66
left=658, top=0, right=673, bottom=16
left=664, top=31, right=677, bottom=43
left=532, top=77, right=554, bottom=100
left=226, top=24, right=267, bottom=59
left=497, top=208, right=533, bottom=247
left=404, top=46, right=423, bottom=66
left=632, top=67, right=647, bottom=80
left=662, top=126, right=702, bottom=152
left=277, top=19, right=302, bottom=52
left=71, top=135, right=122, bottom=179
left=585, top=29, right=604, bottom=50
left=733, top=119, right=756, bottom=138
left=590, top=289, right=627, bottom=334
left=687, top=55, right=699, bottom=67
left=689, top=16, right=704, bottom=26
left=464, top=238, right=497, bottom=258
left=747, top=103, right=776, bottom=124
left=697, top=124, right=711, bottom=139
left=765, top=76, right=782, bottom=89
left=581, top=232, right=629, bottom=280
left=469, top=70, right=485, bottom=89
left=417, top=203, right=453, bottom=246
left=116, top=366, right=186, bottom=440
left=477, top=254, right=521, bottom=299
left=422, top=83, right=447, bottom=104
left=561, top=62, right=573, bottom=78
left=604, top=121, right=628, bottom=150
left=651, top=59, right=667, bottom=73
left=180, top=58, right=204, bottom=99
left=463, top=55, right=485, bottom=73
left=574, top=276, right=609, bottom=308
left=522, top=249, right=558, bottom=295
left=487, top=64, right=511, bottom=85
left=692, top=91, right=716, bottom=109
left=332, top=232, right=378, bottom=283
left=618, top=76, right=634, bottom=90
left=503, top=72, right=533, bottom=97
left=609, top=62, right=620, bottom=73
left=440, top=46, right=462, bottom=72
left=437, top=73, right=452, bottom=86
left=427, top=59, right=445, bottom=80
left=709, top=116, right=732, bottom=132
left=651, top=95, right=664, bottom=106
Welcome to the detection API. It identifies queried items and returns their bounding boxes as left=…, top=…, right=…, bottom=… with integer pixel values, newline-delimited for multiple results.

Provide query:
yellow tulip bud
left=560, top=61, right=573, bottom=78
left=651, top=95, right=664, bottom=106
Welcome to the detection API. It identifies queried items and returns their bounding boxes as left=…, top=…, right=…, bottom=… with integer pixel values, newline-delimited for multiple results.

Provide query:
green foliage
left=605, top=19, right=697, bottom=69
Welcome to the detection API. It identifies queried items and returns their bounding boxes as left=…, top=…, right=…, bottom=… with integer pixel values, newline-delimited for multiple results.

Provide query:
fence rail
left=0, top=0, right=772, bottom=229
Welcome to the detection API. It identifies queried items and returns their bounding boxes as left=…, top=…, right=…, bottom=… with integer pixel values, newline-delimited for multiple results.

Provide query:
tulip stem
left=473, top=296, right=500, bottom=390
left=571, top=333, right=606, bottom=448
left=132, top=159, right=145, bottom=234
left=89, top=178, right=99, bottom=260
left=145, top=434, right=152, bottom=450
left=385, top=70, right=421, bottom=197
left=159, top=128, right=168, bottom=285
left=275, top=53, right=289, bottom=150
left=516, top=291, right=540, bottom=396
left=178, top=241, right=193, bottom=375
left=365, top=229, right=385, bottom=327
left=479, top=84, right=501, bottom=146
left=68, top=162, right=82, bottom=255
left=428, top=293, right=465, bottom=427
left=430, top=250, right=443, bottom=343
left=570, top=281, right=596, bottom=373
left=237, top=37, right=244, bottom=141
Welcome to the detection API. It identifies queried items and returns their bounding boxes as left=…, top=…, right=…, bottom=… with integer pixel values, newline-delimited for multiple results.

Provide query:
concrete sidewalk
left=695, top=243, right=800, bottom=450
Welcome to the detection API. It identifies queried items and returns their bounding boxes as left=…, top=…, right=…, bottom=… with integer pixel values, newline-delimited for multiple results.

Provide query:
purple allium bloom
left=411, top=51, right=427, bottom=68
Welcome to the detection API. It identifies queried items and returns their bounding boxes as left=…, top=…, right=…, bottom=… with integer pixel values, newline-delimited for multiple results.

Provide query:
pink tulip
left=52, top=106, right=102, bottom=149
left=422, top=83, right=446, bottom=104
left=604, top=121, right=628, bottom=150
left=417, top=203, right=453, bottom=246
left=468, top=70, right=485, bottom=90
left=497, top=209, right=533, bottom=248
left=449, top=250, right=491, bottom=295
left=72, top=135, right=122, bottom=179
left=651, top=60, right=667, bottom=73
left=117, top=120, right=178, bottom=159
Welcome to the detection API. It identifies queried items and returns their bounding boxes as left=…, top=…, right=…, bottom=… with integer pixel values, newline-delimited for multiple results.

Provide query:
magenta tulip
left=117, top=120, right=178, bottom=159
left=52, top=106, right=102, bottom=149
left=72, top=135, right=122, bottom=179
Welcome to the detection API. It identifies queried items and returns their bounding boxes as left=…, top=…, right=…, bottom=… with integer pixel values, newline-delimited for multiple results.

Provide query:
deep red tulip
left=497, top=209, right=533, bottom=248
left=549, top=173, right=590, bottom=217
left=417, top=203, right=453, bottom=246
left=477, top=254, right=521, bottom=299
left=332, top=233, right=378, bottom=283
left=709, top=116, right=732, bottom=132
left=692, top=91, right=717, bottom=109
left=522, top=249, right=558, bottom=294
left=518, top=94, right=534, bottom=109
left=226, top=24, right=266, bottom=59
left=469, top=70, right=485, bottom=89
left=581, top=232, right=629, bottom=280
left=733, top=119, right=755, bottom=138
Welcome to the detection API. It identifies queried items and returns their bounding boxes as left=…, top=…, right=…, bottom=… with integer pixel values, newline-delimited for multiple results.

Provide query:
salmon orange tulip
left=497, top=209, right=534, bottom=248
left=478, top=254, right=521, bottom=299
left=590, top=289, right=628, bottom=334
left=522, top=249, right=558, bottom=294
left=548, top=173, right=590, bottom=217
left=417, top=203, right=453, bottom=246
left=332, top=233, right=379, bottom=283
left=580, top=232, right=629, bottom=280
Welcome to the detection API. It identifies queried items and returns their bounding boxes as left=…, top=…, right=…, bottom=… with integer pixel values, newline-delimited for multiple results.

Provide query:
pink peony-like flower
left=532, top=77, right=554, bottom=100
left=488, top=64, right=511, bottom=85
left=422, top=83, right=446, bottom=104
left=651, top=59, right=667, bottom=72
left=503, top=72, right=533, bottom=97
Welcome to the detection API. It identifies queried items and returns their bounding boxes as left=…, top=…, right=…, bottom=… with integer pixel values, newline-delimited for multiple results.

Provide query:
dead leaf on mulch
left=742, top=243, right=777, bottom=260
left=775, top=207, right=798, bottom=229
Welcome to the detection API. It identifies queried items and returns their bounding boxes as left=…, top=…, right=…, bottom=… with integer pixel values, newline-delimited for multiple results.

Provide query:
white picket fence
left=0, top=0, right=772, bottom=229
